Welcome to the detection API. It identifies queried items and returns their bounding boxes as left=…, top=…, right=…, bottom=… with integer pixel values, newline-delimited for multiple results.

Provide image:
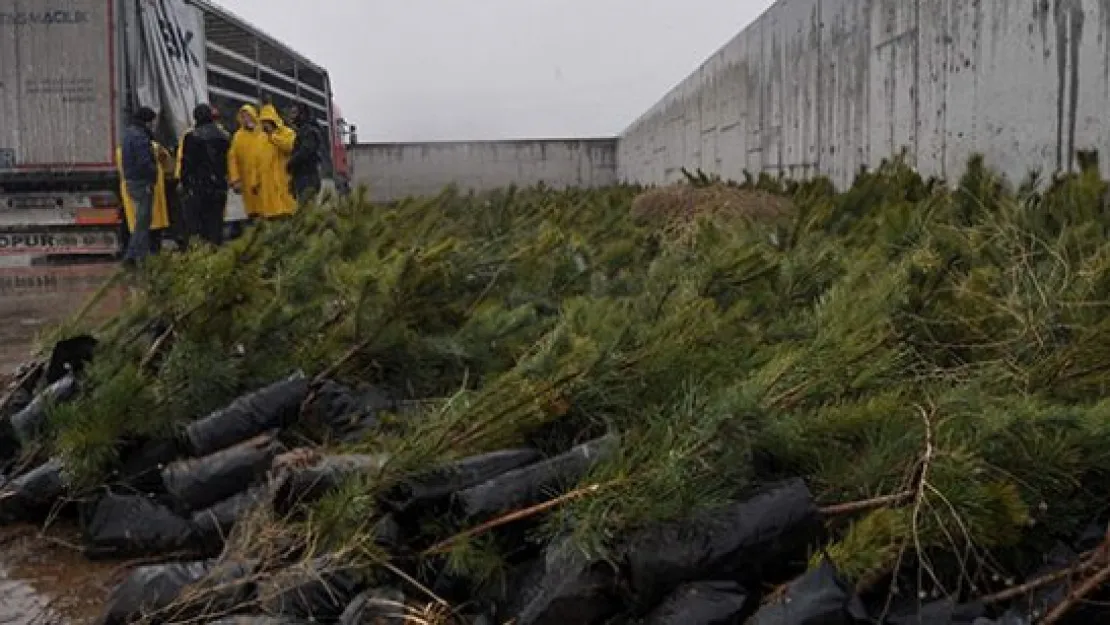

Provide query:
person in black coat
left=120, top=107, right=159, bottom=264
left=178, top=103, right=231, bottom=246
left=287, top=104, right=322, bottom=203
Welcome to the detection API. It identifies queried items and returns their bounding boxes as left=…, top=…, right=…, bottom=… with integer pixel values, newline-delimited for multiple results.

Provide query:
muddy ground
left=0, top=263, right=125, bottom=624
left=0, top=525, right=131, bottom=625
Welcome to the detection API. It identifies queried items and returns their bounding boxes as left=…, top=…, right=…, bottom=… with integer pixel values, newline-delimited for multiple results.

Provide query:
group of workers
left=117, top=100, right=323, bottom=265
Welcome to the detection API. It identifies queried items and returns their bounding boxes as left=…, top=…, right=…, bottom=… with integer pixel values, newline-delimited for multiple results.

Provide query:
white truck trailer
left=0, top=0, right=352, bottom=265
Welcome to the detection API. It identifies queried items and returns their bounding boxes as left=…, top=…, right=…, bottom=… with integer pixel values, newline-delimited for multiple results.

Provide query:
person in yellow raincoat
left=227, top=104, right=267, bottom=219
left=256, top=103, right=297, bottom=218
left=116, top=140, right=171, bottom=252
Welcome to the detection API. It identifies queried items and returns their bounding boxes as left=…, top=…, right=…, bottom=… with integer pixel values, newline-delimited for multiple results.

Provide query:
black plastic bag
left=192, top=485, right=271, bottom=548
left=162, top=433, right=283, bottom=512
left=300, top=380, right=359, bottom=436
left=82, top=493, right=196, bottom=559
left=0, top=458, right=66, bottom=523
left=338, top=588, right=408, bottom=624
left=329, top=386, right=406, bottom=444
left=101, top=560, right=213, bottom=625
left=100, top=559, right=252, bottom=625
left=643, top=581, right=749, bottom=625
left=456, top=435, right=617, bottom=518
left=373, top=514, right=403, bottom=549
left=185, top=373, right=309, bottom=457
left=258, top=556, right=363, bottom=620
left=625, top=478, right=819, bottom=600
left=383, top=448, right=542, bottom=513
left=885, top=600, right=985, bottom=625
left=506, top=536, right=622, bottom=625
left=44, top=334, right=97, bottom=384
left=0, top=412, right=22, bottom=463
left=747, top=559, right=868, bottom=625
left=10, top=373, right=77, bottom=445
left=116, top=437, right=185, bottom=493
left=208, top=618, right=311, bottom=624
left=272, top=453, right=389, bottom=515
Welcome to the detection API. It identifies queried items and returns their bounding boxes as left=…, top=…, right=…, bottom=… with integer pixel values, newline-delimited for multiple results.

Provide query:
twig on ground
left=1039, top=563, right=1110, bottom=624
left=978, top=551, right=1096, bottom=605
left=38, top=534, right=85, bottom=554
left=382, top=561, right=450, bottom=608
left=875, top=403, right=939, bottom=619
left=423, top=482, right=610, bottom=556
left=139, top=324, right=175, bottom=372
left=313, top=331, right=380, bottom=386
left=909, top=404, right=945, bottom=600
left=819, top=491, right=914, bottom=516
left=1038, top=520, right=1110, bottom=624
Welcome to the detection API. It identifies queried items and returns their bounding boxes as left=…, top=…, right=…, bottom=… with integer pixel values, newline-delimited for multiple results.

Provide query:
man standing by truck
left=120, top=107, right=160, bottom=265
left=178, top=104, right=231, bottom=246
left=286, top=104, right=323, bottom=204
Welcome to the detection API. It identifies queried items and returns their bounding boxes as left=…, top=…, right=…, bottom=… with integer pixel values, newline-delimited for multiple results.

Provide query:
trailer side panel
left=0, top=0, right=117, bottom=172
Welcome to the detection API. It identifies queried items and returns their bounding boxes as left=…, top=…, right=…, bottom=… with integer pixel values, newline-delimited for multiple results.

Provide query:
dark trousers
left=166, top=179, right=187, bottom=247
left=183, top=188, right=227, bottom=246
left=293, top=175, right=321, bottom=205
left=123, top=181, right=155, bottom=262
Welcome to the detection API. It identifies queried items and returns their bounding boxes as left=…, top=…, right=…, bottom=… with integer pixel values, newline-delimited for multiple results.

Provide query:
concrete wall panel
left=619, top=0, right=1110, bottom=188
left=350, top=139, right=618, bottom=203
left=780, top=0, right=822, bottom=178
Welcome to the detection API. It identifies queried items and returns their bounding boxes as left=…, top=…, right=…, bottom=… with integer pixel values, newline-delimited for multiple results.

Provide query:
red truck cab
left=329, top=100, right=353, bottom=194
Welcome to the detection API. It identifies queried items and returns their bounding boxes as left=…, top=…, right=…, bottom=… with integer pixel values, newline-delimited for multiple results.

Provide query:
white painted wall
left=350, top=139, right=618, bottom=202
left=619, top=0, right=1110, bottom=189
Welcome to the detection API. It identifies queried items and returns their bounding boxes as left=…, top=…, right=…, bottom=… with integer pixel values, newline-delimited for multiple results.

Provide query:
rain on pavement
left=0, top=262, right=125, bottom=624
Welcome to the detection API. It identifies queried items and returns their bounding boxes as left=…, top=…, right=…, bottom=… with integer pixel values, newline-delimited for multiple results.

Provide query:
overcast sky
left=215, top=0, right=775, bottom=141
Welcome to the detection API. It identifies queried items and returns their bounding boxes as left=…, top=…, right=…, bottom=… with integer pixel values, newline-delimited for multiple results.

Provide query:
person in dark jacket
left=286, top=104, right=322, bottom=203
left=178, top=103, right=231, bottom=246
left=120, top=106, right=159, bottom=265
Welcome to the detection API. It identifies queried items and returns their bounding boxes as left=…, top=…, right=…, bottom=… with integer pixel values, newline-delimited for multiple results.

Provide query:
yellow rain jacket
left=174, top=127, right=191, bottom=181
left=116, top=141, right=170, bottom=232
left=227, top=105, right=266, bottom=217
left=257, top=104, right=296, bottom=217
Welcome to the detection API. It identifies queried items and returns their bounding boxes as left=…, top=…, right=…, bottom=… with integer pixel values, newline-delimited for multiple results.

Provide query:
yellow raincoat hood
left=258, top=104, right=283, bottom=126
left=228, top=104, right=266, bottom=216
left=255, top=103, right=297, bottom=217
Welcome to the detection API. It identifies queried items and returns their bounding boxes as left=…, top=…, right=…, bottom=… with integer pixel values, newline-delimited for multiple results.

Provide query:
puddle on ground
left=0, top=263, right=125, bottom=375
left=0, top=263, right=128, bottom=624
left=0, top=525, right=125, bottom=624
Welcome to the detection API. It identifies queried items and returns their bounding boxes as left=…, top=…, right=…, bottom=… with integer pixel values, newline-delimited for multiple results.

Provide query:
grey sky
left=215, top=0, right=775, bottom=141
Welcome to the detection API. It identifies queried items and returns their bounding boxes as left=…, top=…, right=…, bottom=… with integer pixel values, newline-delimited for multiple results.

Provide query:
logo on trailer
left=0, top=231, right=118, bottom=255
left=157, top=0, right=200, bottom=70
left=0, top=10, right=89, bottom=26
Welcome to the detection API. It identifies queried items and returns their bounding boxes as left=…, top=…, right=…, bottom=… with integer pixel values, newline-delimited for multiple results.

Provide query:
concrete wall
left=350, top=139, right=619, bottom=202
left=619, top=0, right=1110, bottom=189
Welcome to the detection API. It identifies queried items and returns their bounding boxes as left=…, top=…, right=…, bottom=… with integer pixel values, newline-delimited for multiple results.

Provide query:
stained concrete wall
left=619, top=0, right=1110, bottom=189
left=350, top=139, right=619, bottom=202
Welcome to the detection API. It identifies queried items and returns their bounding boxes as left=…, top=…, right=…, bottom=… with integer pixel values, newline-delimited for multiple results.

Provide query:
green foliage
left=50, top=349, right=158, bottom=487
left=40, top=157, right=1110, bottom=602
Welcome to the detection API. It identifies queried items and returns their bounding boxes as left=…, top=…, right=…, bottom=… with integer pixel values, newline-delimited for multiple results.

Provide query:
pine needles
left=27, top=155, right=1110, bottom=618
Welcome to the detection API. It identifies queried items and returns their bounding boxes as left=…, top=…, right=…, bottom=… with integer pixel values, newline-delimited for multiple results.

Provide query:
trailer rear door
left=0, top=0, right=117, bottom=172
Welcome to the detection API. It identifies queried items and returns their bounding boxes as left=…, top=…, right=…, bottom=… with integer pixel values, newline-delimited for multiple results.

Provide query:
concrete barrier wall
left=619, top=0, right=1110, bottom=189
left=350, top=139, right=619, bottom=202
